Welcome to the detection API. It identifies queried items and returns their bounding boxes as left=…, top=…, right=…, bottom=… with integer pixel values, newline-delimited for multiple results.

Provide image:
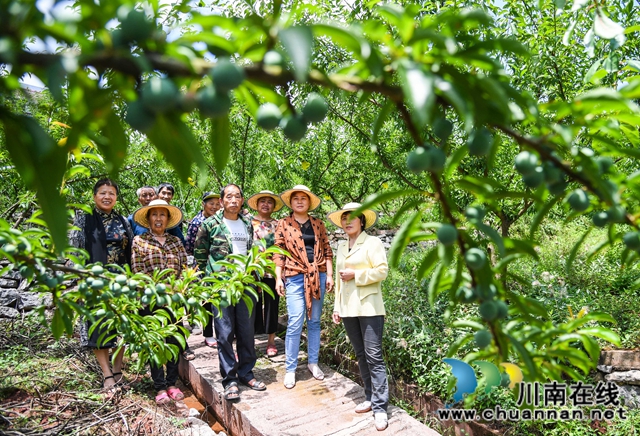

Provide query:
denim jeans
left=214, top=293, right=257, bottom=388
left=342, top=316, right=389, bottom=414
left=284, top=272, right=326, bottom=373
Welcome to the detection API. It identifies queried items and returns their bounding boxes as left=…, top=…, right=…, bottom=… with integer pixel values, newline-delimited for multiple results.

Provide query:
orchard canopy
left=1, top=0, right=640, bottom=380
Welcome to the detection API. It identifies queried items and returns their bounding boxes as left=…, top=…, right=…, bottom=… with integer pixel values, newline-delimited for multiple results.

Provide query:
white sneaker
left=307, top=363, right=325, bottom=380
left=374, top=412, right=388, bottom=431
left=355, top=401, right=372, bottom=413
left=191, top=324, right=203, bottom=335
left=284, top=372, right=296, bottom=389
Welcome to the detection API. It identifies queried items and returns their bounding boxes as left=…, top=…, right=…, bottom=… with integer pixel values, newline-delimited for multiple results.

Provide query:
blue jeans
left=342, top=316, right=389, bottom=413
left=285, top=273, right=326, bottom=373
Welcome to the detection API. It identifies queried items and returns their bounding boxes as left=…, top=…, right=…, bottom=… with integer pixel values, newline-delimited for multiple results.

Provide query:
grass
left=0, top=316, right=190, bottom=435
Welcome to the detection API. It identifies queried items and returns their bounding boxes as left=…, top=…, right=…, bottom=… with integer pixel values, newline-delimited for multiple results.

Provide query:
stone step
left=179, top=333, right=441, bottom=436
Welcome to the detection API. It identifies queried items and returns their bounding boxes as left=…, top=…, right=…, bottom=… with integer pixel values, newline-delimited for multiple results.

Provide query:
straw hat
left=280, top=185, right=322, bottom=211
left=327, top=202, right=378, bottom=229
left=247, top=190, right=284, bottom=212
left=133, top=199, right=183, bottom=230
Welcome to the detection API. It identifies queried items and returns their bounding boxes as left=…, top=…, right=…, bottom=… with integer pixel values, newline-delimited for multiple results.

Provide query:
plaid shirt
left=131, top=232, right=187, bottom=276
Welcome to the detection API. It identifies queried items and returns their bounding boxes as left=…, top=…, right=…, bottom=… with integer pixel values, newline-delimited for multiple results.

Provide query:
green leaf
left=210, top=114, right=231, bottom=174
left=97, top=110, right=128, bottom=175
left=388, top=211, right=422, bottom=268
left=398, top=62, right=435, bottom=129
left=565, top=227, right=592, bottom=276
left=452, top=320, right=485, bottom=331
left=65, top=164, right=91, bottom=180
left=146, top=113, right=205, bottom=181
left=0, top=112, right=68, bottom=251
left=446, top=331, right=474, bottom=358
left=416, top=246, right=439, bottom=280
left=279, top=26, right=313, bottom=82
left=626, top=59, right=640, bottom=72
left=428, top=265, right=453, bottom=307
left=444, top=144, right=469, bottom=179
left=474, top=222, right=505, bottom=258
left=51, top=307, right=64, bottom=340
left=356, top=189, right=417, bottom=215
left=577, top=327, right=621, bottom=346
left=506, top=334, right=538, bottom=379
left=530, top=197, right=560, bottom=239
left=562, top=19, right=577, bottom=46
left=371, top=100, right=394, bottom=146
left=564, top=311, right=616, bottom=332
left=593, top=8, right=625, bottom=40
left=313, top=23, right=363, bottom=55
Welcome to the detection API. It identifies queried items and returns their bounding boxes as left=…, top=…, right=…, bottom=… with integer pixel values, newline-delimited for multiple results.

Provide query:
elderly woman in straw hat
left=131, top=199, right=189, bottom=404
left=274, top=185, right=333, bottom=389
left=327, top=202, right=389, bottom=431
left=247, top=190, right=284, bottom=357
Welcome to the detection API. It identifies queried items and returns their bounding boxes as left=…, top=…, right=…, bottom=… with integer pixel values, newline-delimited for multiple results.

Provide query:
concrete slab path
left=179, top=333, right=441, bottom=436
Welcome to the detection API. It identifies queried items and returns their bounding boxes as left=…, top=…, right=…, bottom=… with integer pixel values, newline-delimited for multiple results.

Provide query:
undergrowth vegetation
left=322, top=215, right=640, bottom=434
left=0, top=317, right=187, bottom=435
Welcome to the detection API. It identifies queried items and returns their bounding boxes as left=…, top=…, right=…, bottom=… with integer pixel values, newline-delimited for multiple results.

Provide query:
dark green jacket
left=193, top=210, right=254, bottom=275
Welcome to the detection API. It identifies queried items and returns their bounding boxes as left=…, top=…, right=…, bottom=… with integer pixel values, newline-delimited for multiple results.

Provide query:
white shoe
left=355, top=401, right=372, bottom=413
left=374, top=412, right=388, bottom=431
left=307, top=363, right=325, bottom=380
left=284, top=372, right=296, bottom=389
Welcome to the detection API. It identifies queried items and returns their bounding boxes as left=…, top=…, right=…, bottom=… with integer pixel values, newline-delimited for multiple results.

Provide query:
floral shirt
left=185, top=210, right=206, bottom=255
left=97, top=209, right=130, bottom=265
left=251, top=217, right=279, bottom=250
left=69, top=209, right=131, bottom=266
left=131, top=232, right=187, bottom=276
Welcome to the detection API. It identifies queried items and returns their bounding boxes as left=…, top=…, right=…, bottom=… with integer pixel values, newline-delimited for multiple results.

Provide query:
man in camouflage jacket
left=193, top=184, right=265, bottom=400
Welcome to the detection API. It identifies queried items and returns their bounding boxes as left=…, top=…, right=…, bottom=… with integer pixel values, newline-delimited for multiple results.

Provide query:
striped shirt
left=131, top=232, right=187, bottom=276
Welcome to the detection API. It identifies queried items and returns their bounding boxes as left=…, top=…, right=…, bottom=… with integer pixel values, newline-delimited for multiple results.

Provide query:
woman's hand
left=275, top=278, right=286, bottom=297
left=339, top=268, right=355, bottom=282
left=326, top=275, right=334, bottom=293
left=332, top=311, right=341, bottom=324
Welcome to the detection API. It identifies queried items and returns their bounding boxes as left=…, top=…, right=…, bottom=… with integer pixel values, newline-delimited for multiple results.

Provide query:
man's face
left=158, top=187, right=174, bottom=203
left=138, top=188, right=156, bottom=206
left=221, top=186, right=243, bottom=216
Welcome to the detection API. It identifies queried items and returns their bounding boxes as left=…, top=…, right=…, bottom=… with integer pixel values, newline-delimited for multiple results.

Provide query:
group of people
left=70, top=179, right=391, bottom=432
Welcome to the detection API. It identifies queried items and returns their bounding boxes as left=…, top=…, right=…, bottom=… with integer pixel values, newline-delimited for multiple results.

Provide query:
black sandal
left=113, top=372, right=128, bottom=387
left=101, top=376, right=119, bottom=395
left=241, top=378, right=266, bottom=391
left=182, top=348, right=196, bottom=361
left=224, top=382, right=240, bottom=401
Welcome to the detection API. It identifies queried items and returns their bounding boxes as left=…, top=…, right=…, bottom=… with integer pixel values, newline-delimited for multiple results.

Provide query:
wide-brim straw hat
left=280, top=185, right=322, bottom=211
left=247, top=190, right=284, bottom=212
left=327, top=202, right=378, bottom=229
left=133, top=199, right=183, bottom=230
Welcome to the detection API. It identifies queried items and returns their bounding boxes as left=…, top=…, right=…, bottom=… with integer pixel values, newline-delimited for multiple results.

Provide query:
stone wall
left=598, top=350, right=640, bottom=408
left=0, top=260, right=53, bottom=318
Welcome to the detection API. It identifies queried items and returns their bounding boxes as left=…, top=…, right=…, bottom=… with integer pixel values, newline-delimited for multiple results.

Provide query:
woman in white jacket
left=328, top=203, right=389, bottom=432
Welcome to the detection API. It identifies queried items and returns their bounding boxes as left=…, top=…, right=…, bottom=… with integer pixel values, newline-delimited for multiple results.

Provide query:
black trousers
left=139, top=306, right=184, bottom=391
left=203, top=301, right=219, bottom=338
left=254, top=277, right=279, bottom=335
left=214, top=293, right=257, bottom=388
